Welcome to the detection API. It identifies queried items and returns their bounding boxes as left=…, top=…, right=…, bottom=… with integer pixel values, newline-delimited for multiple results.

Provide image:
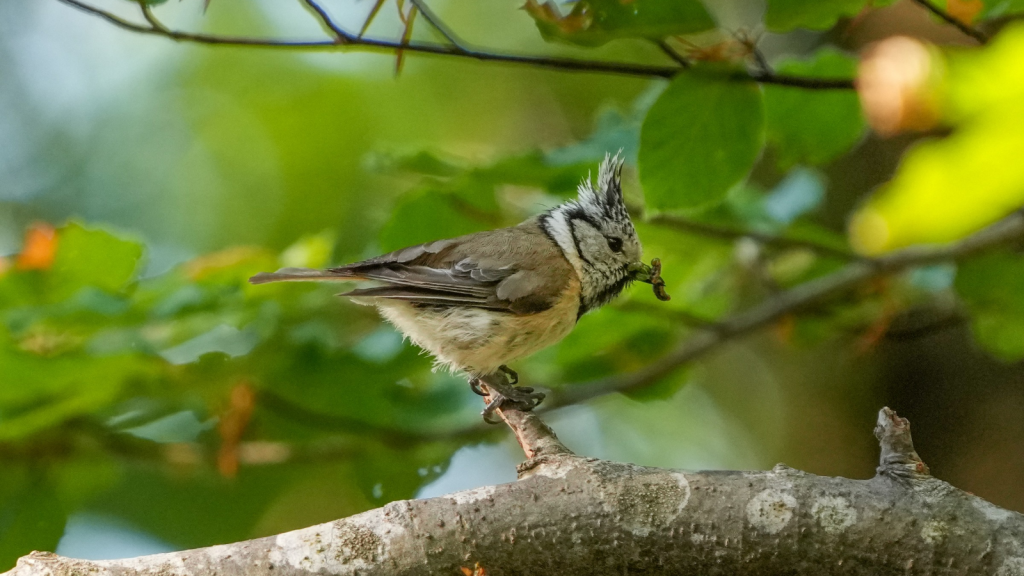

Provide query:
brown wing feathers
left=248, top=220, right=576, bottom=315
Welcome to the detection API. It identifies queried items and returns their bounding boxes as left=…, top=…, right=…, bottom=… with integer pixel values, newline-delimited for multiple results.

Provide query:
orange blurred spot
left=947, top=0, right=983, bottom=24
left=16, top=223, right=58, bottom=270
left=858, top=37, right=941, bottom=136
left=774, top=314, right=796, bottom=344
left=856, top=309, right=894, bottom=355
left=460, top=564, right=488, bottom=576
left=217, top=382, right=256, bottom=478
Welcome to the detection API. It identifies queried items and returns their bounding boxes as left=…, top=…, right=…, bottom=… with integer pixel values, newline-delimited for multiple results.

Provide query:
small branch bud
left=874, top=407, right=931, bottom=481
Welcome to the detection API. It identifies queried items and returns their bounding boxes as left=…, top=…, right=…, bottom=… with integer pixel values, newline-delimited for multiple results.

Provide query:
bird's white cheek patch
left=746, top=489, right=797, bottom=534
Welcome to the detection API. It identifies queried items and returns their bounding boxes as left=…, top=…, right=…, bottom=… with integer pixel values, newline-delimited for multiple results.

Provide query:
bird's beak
left=627, top=261, right=655, bottom=284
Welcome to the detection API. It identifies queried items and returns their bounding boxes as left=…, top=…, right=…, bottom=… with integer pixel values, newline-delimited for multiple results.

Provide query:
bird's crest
left=575, top=151, right=630, bottom=225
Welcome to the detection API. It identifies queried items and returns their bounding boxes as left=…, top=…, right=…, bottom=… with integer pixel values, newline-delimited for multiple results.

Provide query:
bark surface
left=6, top=408, right=1024, bottom=576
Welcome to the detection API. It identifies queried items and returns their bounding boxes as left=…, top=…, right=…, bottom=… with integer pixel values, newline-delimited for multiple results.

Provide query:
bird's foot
left=475, top=371, right=544, bottom=424
left=498, top=365, right=519, bottom=385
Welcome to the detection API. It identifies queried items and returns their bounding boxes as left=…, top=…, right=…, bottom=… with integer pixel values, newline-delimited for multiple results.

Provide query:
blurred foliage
left=3, top=0, right=1024, bottom=569
left=851, top=24, right=1024, bottom=254
left=639, top=69, right=765, bottom=210
left=764, top=50, right=865, bottom=168
left=765, top=0, right=896, bottom=32
left=956, top=251, right=1024, bottom=361
left=524, top=0, right=715, bottom=46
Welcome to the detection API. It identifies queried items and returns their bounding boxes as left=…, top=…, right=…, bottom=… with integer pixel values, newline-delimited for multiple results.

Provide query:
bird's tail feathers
left=248, top=267, right=360, bottom=285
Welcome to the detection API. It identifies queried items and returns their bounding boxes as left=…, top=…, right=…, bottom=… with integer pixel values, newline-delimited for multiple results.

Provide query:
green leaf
left=764, top=50, right=864, bottom=168
left=955, top=251, right=1024, bottom=361
left=979, top=0, right=1024, bottom=18
left=0, top=346, right=155, bottom=441
left=639, top=71, right=765, bottom=211
left=0, top=470, right=68, bottom=571
left=525, top=0, right=715, bottom=47
left=765, top=0, right=889, bottom=31
left=121, top=410, right=216, bottom=443
left=379, top=189, right=487, bottom=251
left=49, top=222, right=144, bottom=301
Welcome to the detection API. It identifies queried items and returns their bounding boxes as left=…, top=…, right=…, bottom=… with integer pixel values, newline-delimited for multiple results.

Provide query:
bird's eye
left=606, top=236, right=623, bottom=253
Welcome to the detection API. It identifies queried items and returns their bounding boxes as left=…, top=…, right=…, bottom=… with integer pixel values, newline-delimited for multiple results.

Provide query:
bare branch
left=6, top=408, right=1023, bottom=576
left=549, top=210, right=1024, bottom=408
left=875, top=406, right=931, bottom=480
left=407, top=0, right=465, bottom=49
left=614, top=300, right=724, bottom=329
left=299, top=0, right=351, bottom=43
left=911, top=0, right=989, bottom=44
left=648, top=213, right=861, bottom=260
left=136, top=1, right=168, bottom=33
left=54, top=0, right=855, bottom=89
left=656, top=39, right=691, bottom=68
left=358, top=0, right=387, bottom=38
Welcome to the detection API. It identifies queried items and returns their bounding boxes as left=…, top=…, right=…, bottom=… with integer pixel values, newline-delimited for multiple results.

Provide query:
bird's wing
left=250, top=225, right=574, bottom=315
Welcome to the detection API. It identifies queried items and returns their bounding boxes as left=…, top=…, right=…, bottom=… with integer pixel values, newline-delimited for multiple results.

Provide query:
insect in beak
left=628, top=259, right=671, bottom=301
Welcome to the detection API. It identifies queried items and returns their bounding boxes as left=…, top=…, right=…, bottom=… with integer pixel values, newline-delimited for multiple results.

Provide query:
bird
left=249, top=153, right=661, bottom=421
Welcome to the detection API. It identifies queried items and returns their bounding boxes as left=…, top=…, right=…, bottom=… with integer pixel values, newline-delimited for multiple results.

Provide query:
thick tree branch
left=54, top=0, right=854, bottom=89
left=911, top=0, right=990, bottom=44
left=7, top=408, right=1024, bottom=576
left=549, top=210, right=1024, bottom=408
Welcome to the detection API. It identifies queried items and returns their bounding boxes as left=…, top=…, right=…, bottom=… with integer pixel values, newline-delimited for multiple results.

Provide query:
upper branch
left=648, top=213, right=861, bottom=260
left=550, top=210, right=1024, bottom=407
left=911, top=0, right=990, bottom=44
left=55, top=0, right=854, bottom=89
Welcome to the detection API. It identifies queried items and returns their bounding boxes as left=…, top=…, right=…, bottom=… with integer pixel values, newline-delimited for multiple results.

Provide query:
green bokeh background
left=2, top=0, right=1024, bottom=568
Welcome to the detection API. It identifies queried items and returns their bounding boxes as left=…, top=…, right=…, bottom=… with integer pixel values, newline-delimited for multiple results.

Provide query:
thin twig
left=136, top=1, right=167, bottom=32
left=358, top=0, right=387, bottom=38
left=300, top=0, right=350, bottom=43
left=910, top=0, right=989, bottom=44
left=394, top=3, right=417, bottom=74
left=614, top=300, right=724, bottom=329
left=408, top=0, right=465, bottom=48
left=657, top=40, right=691, bottom=68
left=480, top=372, right=573, bottom=461
left=648, top=214, right=861, bottom=261
left=547, top=210, right=1024, bottom=408
left=55, top=0, right=856, bottom=89
left=746, top=72, right=854, bottom=89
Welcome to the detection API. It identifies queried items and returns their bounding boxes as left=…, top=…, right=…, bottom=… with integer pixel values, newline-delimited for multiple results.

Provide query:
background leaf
left=525, top=0, right=716, bottom=47
left=765, top=0, right=882, bottom=32
left=764, top=50, right=865, bottom=168
left=639, top=71, right=765, bottom=211
left=48, top=223, right=144, bottom=301
left=955, top=251, right=1024, bottom=361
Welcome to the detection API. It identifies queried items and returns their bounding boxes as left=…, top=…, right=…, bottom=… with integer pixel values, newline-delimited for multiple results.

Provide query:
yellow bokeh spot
left=849, top=23, right=1024, bottom=253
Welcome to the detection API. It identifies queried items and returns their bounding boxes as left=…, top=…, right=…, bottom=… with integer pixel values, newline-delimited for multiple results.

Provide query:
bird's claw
left=498, top=365, right=519, bottom=385
left=474, top=369, right=545, bottom=424
left=480, top=389, right=546, bottom=424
